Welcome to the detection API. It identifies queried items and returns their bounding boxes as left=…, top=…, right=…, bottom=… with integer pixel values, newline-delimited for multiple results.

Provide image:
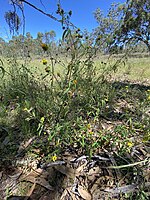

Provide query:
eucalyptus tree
left=94, top=0, right=150, bottom=53
left=93, top=3, right=121, bottom=53
left=117, top=0, right=150, bottom=51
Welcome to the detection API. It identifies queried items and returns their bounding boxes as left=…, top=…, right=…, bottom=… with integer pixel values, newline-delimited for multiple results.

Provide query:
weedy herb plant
left=0, top=2, right=149, bottom=199
left=0, top=10, right=149, bottom=158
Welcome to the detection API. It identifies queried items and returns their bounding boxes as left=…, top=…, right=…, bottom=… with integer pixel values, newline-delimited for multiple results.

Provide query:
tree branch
left=20, top=0, right=61, bottom=23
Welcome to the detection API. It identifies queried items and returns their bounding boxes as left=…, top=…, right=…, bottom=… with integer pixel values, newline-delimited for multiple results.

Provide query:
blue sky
left=0, top=0, right=125, bottom=40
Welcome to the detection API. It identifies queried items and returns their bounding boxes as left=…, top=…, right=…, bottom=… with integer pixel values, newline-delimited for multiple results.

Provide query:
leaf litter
left=0, top=146, right=149, bottom=200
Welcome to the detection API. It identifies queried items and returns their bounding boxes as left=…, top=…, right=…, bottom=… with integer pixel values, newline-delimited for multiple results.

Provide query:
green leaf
left=62, top=29, right=68, bottom=41
left=62, top=29, right=71, bottom=41
left=66, top=29, right=71, bottom=37
left=0, top=66, right=5, bottom=78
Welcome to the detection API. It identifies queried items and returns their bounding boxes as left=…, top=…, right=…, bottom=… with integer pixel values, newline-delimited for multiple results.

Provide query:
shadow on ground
left=0, top=80, right=149, bottom=199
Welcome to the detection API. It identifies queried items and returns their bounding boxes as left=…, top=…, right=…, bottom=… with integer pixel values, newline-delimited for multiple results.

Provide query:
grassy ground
left=95, top=55, right=150, bottom=83
left=2, top=55, right=150, bottom=82
left=116, top=57, right=150, bottom=81
left=0, top=55, right=150, bottom=199
left=32, top=56, right=150, bottom=82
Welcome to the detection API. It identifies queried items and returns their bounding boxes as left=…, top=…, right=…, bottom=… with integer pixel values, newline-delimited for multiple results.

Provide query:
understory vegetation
left=0, top=0, right=150, bottom=199
left=0, top=40, right=149, bottom=199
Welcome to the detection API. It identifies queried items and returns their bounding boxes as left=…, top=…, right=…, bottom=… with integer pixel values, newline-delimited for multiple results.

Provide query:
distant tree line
left=0, top=30, right=58, bottom=58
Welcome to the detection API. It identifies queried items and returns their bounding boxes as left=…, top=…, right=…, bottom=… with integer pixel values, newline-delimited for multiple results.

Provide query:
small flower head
left=42, top=59, right=48, bottom=65
left=41, top=43, right=48, bottom=51
left=51, top=154, right=57, bottom=162
left=73, top=80, right=77, bottom=85
left=147, top=95, right=150, bottom=101
left=127, top=141, right=133, bottom=148
left=147, top=89, right=150, bottom=93
left=87, top=124, right=91, bottom=129
left=40, top=117, right=45, bottom=123
left=68, top=10, right=72, bottom=16
left=23, top=107, right=28, bottom=111
left=88, top=131, right=94, bottom=134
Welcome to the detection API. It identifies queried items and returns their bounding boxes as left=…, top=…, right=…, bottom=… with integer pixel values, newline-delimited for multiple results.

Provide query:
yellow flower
left=87, top=124, right=91, bottom=129
left=127, top=141, right=133, bottom=148
left=42, top=59, right=48, bottom=65
left=23, top=107, right=28, bottom=111
left=40, top=117, right=45, bottom=123
left=89, top=131, right=94, bottom=134
left=147, top=95, right=150, bottom=101
left=51, top=155, right=57, bottom=162
left=73, top=80, right=77, bottom=85
left=147, top=89, right=150, bottom=92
